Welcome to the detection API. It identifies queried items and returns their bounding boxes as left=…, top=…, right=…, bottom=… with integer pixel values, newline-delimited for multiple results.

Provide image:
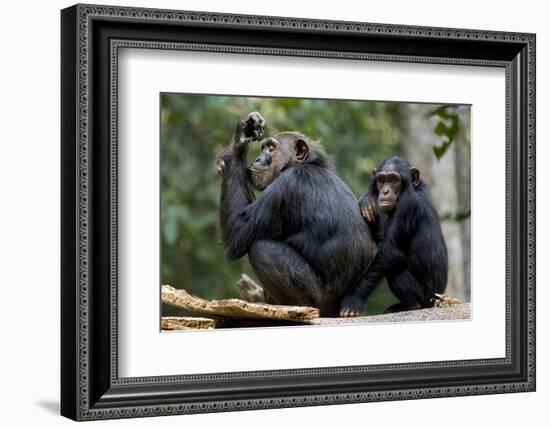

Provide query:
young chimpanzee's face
left=372, top=158, right=422, bottom=212
left=249, top=133, right=310, bottom=191
left=375, top=170, right=403, bottom=212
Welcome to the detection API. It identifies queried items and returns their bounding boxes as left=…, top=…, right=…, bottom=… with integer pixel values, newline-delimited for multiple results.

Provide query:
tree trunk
left=402, top=104, right=467, bottom=302
left=453, top=107, right=471, bottom=301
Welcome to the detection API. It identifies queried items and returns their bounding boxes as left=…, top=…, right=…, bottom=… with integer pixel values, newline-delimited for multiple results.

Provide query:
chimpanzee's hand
left=221, top=112, right=267, bottom=170
left=240, top=111, right=266, bottom=142
left=359, top=194, right=378, bottom=223
left=339, top=294, right=365, bottom=317
left=230, top=111, right=266, bottom=160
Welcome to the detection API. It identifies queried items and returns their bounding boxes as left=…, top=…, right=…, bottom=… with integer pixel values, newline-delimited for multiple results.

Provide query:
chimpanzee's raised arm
left=218, top=112, right=285, bottom=260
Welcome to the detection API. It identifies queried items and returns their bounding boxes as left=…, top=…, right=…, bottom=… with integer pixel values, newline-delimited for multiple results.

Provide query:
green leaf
left=433, top=139, right=452, bottom=159
left=434, top=121, right=448, bottom=136
left=429, top=105, right=462, bottom=160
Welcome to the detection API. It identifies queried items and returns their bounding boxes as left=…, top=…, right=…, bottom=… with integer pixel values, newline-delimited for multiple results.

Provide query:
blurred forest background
left=161, top=94, right=471, bottom=317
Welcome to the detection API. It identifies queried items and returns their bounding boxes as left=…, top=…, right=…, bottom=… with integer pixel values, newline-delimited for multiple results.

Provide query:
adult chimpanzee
left=340, top=156, right=448, bottom=317
left=217, top=112, right=374, bottom=316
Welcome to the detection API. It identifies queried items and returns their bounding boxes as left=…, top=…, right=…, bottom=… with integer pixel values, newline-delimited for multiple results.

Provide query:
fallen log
left=161, top=316, right=215, bottom=330
left=161, top=285, right=319, bottom=321
left=162, top=285, right=219, bottom=317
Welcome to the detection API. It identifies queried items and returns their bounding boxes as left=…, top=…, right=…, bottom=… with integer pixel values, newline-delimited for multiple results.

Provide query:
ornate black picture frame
left=61, top=3, right=536, bottom=421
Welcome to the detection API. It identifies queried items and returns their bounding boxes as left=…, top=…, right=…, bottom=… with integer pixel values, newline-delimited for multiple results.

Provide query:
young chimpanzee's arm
left=340, top=240, right=408, bottom=317
left=340, top=198, right=418, bottom=317
left=218, top=112, right=284, bottom=260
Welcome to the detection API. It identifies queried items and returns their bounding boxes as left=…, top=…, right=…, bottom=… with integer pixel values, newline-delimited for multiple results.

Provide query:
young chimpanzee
left=340, top=156, right=448, bottom=317
left=217, top=112, right=374, bottom=316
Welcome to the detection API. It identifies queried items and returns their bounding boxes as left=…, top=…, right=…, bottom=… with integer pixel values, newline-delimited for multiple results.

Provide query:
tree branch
left=161, top=285, right=319, bottom=321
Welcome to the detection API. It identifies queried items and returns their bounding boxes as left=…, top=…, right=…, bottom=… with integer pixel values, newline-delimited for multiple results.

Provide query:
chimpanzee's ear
left=294, top=138, right=310, bottom=163
left=410, top=167, right=421, bottom=187
left=372, top=168, right=378, bottom=177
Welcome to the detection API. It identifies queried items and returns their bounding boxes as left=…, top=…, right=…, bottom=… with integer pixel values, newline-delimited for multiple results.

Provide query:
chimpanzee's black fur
left=219, top=113, right=374, bottom=316
left=341, top=156, right=448, bottom=315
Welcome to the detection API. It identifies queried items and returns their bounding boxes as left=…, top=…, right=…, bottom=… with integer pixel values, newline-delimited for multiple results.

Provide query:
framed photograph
left=61, top=3, right=536, bottom=421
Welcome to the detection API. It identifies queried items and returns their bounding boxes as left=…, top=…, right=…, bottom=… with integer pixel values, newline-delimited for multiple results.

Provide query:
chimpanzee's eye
left=386, top=174, right=400, bottom=184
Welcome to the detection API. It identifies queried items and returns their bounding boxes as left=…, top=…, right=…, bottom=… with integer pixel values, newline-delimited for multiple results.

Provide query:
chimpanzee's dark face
left=249, top=133, right=310, bottom=191
left=375, top=170, right=402, bottom=212
left=373, top=159, right=421, bottom=212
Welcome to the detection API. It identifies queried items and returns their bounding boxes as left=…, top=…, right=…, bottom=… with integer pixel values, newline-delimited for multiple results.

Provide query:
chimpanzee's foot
left=339, top=295, right=365, bottom=317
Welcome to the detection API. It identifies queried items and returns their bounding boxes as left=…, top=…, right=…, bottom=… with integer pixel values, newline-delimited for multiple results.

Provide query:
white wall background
left=0, top=0, right=546, bottom=424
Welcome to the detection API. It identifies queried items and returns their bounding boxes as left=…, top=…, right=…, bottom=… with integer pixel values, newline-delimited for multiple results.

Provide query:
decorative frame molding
left=61, top=3, right=535, bottom=421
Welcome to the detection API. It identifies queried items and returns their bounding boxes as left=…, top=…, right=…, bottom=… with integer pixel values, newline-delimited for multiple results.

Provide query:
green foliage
left=429, top=105, right=461, bottom=159
left=429, top=104, right=471, bottom=223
